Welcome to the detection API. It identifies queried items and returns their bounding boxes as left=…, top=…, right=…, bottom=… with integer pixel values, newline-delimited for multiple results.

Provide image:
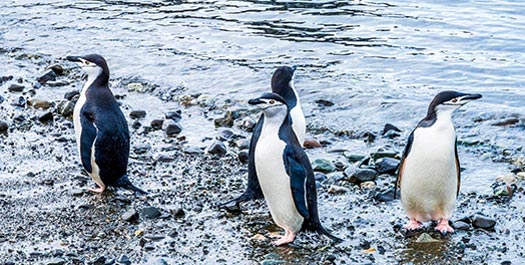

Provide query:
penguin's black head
left=249, top=92, right=288, bottom=118
left=66, top=54, right=110, bottom=80
left=428, top=90, right=482, bottom=116
left=271, top=65, right=296, bottom=94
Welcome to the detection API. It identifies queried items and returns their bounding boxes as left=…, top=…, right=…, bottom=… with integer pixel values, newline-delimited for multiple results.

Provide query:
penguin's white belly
left=255, top=134, right=304, bottom=233
left=290, top=104, right=306, bottom=146
left=401, top=126, right=458, bottom=222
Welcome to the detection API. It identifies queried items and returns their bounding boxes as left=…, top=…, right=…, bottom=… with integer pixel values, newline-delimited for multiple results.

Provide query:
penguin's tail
left=302, top=218, right=343, bottom=243
left=113, top=174, right=148, bottom=195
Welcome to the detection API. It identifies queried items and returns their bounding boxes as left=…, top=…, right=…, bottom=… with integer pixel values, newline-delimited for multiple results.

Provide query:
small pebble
left=121, top=209, right=139, bottom=222
left=207, top=140, right=227, bottom=156
left=8, top=83, right=24, bottom=92
left=130, top=110, right=147, bottom=119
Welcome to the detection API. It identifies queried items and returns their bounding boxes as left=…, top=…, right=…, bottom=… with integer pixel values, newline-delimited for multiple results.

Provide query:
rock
left=1, top=75, right=13, bottom=83
left=172, top=207, right=185, bottom=218
left=46, top=64, right=65, bottom=75
left=64, top=90, right=80, bottom=101
left=312, top=159, right=336, bottom=173
left=8, top=83, right=24, bottom=92
left=343, top=152, right=366, bottom=163
left=37, top=70, right=57, bottom=84
left=415, top=233, right=441, bottom=243
left=38, top=111, right=54, bottom=123
left=328, top=185, right=350, bottom=194
left=375, top=157, right=400, bottom=174
left=492, top=118, right=519, bottom=127
left=91, top=256, right=106, bottom=265
left=207, top=140, right=227, bottom=156
left=46, top=258, right=66, bottom=265
left=315, top=99, right=335, bottom=107
left=238, top=150, right=249, bottom=164
left=132, top=121, right=141, bottom=129
left=472, top=215, right=496, bottom=230
left=153, top=259, right=168, bottom=265
left=360, top=181, right=375, bottom=189
left=240, top=116, right=256, bottom=132
left=453, top=221, right=470, bottom=231
left=28, top=99, right=51, bottom=110
left=130, top=110, right=147, bottom=119
left=0, top=95, right=4, bottom=104
left=314, top=172, right=327, bottom=182
left=134, top=144, right=151, bottom=154
left=0, top=121, right=8, bottom=133
left=214, top=111, right=238, bottom=128
left=218, top=129, right=234, bottom=140
left=142, top=206, right=161, bottom=219
left=156, top=154, right=175, bottom=162
left=371, top=151, right=398, bottom=160
left=165, top=110, right=182, bottom=122
left=183, top=146, right=204, bottom=155
left=234, top=139, right=250, bottom=150
left=162, top=120, right=183, bottom=136
left=46, top=80, right=70, bottom=87
left=118, top=255, right=131, bottom=265
left=150, top=119, right=164, bottom=130
left=127, top=82, right=145, bottom=92
left=373, top=189, right=395, bottom=202
left=382, top=123, right=401, bottom=135
left=361, top=131, right=376, bottom=142
left=10, top=96, right=26, bottom=107
left=349, top=168, right=378, bottom=183
left=57, top=100, right=75, bottom=117
left=121, top=209, right=139, bottom=222
left=303, top=137, right=322, bottom=149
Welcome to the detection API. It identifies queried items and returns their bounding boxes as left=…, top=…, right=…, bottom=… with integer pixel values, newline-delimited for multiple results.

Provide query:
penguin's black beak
left=248, top=98, right=264, bottom=105
left=65, top=55, right=83, bottom=62
left=462, top=93, right=482, bottom=101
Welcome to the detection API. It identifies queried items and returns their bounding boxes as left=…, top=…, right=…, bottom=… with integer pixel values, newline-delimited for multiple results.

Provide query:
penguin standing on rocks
left=222, top=66, right=305, bottom=208
left=248, top=92, right=339, bottom=245
left=66, top=54, right=146, bottom=194
left=395, top=91, right=482, bottom=233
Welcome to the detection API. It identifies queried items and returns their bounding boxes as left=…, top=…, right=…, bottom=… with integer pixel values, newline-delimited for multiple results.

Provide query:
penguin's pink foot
left=272, top=229, right=296, bottom=246
left=403, top=218, right=423, bottom=230
left=435, top=218, right=454, bottom=234
left=88, top=185, right=106, bottom=193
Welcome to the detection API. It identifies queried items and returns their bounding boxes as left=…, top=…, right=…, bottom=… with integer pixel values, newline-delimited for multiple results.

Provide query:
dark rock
left=303, top=137, right=322, bottom=149
left=172, top=207, right=185, bottom=218
left=315, top=99, right=335, bottom=107
left=37, top=70, right=57, bottom=84
left=130, top=110, right=147, bottom=119
left=57, top=100, right=75, bottom=117
left=234, top=139, right=250, bottom=150
left=214, top=111, right=238, bottom=128
left=375, top=157, right=400, bottom=174
left=118, top=255, right=131, bottom=265
left=8, top=83, right=24, bottom=92
left=91, top=256, right=106, bottom=265
left=374, top=189, right=395, bottom=202
left=46, top=80, right=70, bottom=87
left=207, top=140, right=227, bottom=156
left=238, top=150, right=249, bottom=164
left=314, top=172, right=327, bottom=182
left=150, top=119, right=164, bottom=130
left=132, top=121, right=141, bottom=129
left=156, top=154, right=175, bottom=162
left=453, top=221, right=470, bottom=231
left=142, top=206, right=161, bottom=219
left=0, top=95, right=4, bottom=103
left=47, top=64, right=65, bottom=75
left=361, top=131, right=376, bottom=142
left=121, top=209, right=139, bottom=222
left=240, top=116, right=256, bottom=132
left=29, top=99, right=51, bottom=110
left=312, top=159, right=336, bottom=173
left=162, top=120, right=182, bottom=136
left=371, top=151, right=398, bottom=160
left=1, top=75, right=13, bottom=83
left=64, top=90, right=80, bottom=101
left=134, top=144, right=151, bottom=154
left=350, top=168, right=378, bottom=183
left=0, top=121, right=8, bottom=133
left=382, top=123, right=401, bottom=135
left=183, top=146, right=204, bottom=155
left=492, top=118, right=519, bottom=127
left=219, top=129, right=234, bottom=140
left=344, top=153, right=367, bottom=163
left=165, top=110, right=182, bottom=122
left=472, top=215, right=496, bottom=230
left=38, top=111, right=54, bottom=123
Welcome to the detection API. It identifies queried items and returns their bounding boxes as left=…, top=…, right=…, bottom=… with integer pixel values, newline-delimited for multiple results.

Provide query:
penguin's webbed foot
left=403, top=218, right=423, bottom=230
left=272, top=229, right=296, bottom=246
left=88, top=184, right=106, bottom=193
left=435, top=218, right=454, bottom=234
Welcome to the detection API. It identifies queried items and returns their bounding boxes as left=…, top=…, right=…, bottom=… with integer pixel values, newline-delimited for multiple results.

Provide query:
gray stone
left=38, top=111, right=54, bottom=123
left=46, top=80, right=70, bottom=87
left=121, top=209, right=139, bottom=222
left=130, top=110, right=147, bottom=119
left=37, top=70, right=57, bottom=84
left=238, top=150, right=249, bottom=164
left=0, top=121, right=8, bottom=133
left=453, top=221, right=470, bottom=231
left=183, top=146, right=204, bottom=155
left=45, top=258, right=66, bottom=265
left=142, top=206, right=161, bottom=219
left=165, top=110, right=182, bottom=122
left=8, top=83, right=24, bottom=92
left=235, top=139, right=250, bottom=150
left=207, top=140, right=227, bottom=156
left=375, top=157, right=400, bottom=174
left=133, top=144, right=151, bottom=154
left=382, top=123, right=401, bottom=135
left=343, top=152, right=366, bottom=163
left=162, top=119, right=182, bottom=136
left=240, top=116, right=256, bottom=132
left=415, top=233, right=441, bottom=243
left=118, top=255, right=131, bottom=265
left=472, top=215, right=496, bottom=230
left=312, top=159, right=336, bottom=173
left=150, top=119, right=164, bottom=130
left=64, top=90, right=80, bottom=101
left=350, top=168, right=378, bottom=183
left=57, top=100, right=75, bottom=117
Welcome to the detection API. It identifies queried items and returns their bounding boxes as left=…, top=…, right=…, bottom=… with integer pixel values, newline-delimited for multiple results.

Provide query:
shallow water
left=0, top=0, right=524, bottom=264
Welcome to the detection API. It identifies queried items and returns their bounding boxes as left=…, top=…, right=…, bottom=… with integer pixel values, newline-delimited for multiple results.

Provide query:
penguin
left=395, top=91, right=482, bottom=233
left=248, top=92, right=340, bottom=245
left=66, top=54, right=146, bottom=194
left=221, top=66, right=306, bottom=208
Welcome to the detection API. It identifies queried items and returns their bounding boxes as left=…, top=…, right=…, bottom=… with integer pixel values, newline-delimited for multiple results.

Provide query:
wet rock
left=37, top=70, right=57, bottom=84
left=183, top=146, right=204, bottom=155
left=46, top=80, right=70, bottom=87
left=57, top=100, right=75, bottom=117
left=303, top=137, right=322, bottom=149
left=218, top=129, right=234, bottom=140
left=122, top=209, right=139, bottom=222
left=142, top=206, right=161, bottom=219
left=118, top=255, right=131, bottom=265
left=0, top=121, right=8, bottom=133
left=214, top=111, right=238, bottom=128
left=28, top=99, right=51, bottom=110
left=130, top=110, right=147, bottom=119
left=46, top=64, right=65, bottom=75
left=8, top=83, right=24, bottom=92
left=312, top=159, right=336, bottom=173
left=343, top=152, right=366, bottom=163
left=375, top=157, right=400, bottom=174
left=315, top=99, right=335, bottom=107
left=150, top=119, right=164, bottom=130
left=328, top=185, right=350, bottom=194
left=165, top=110, right=182, bottom=122
left=134, top=144, right=151, bottom=154
left=238, top=150, right=249, bottom=164
left=373, top=189, right=395, bottom=202
left=361, top=131, right=376, bottom=142
left=207, top=140, right=227, bottom=156
left=415, top=233, right=441, bottom=243
left=132, top=121, right=141, bottom=129
left=45, top=258, right=66, bottom=265
left=38, top=111, right=54, bottom=123
left=156, top=154, right=175, bottom=163
left=382, top=123, right=401, bottom=136
left=349, top=168, right=378, bottom=183
left=71, top=189, right=84, bottom=197
left=234, top=139, right=250, bottom=150
left=472, top=215, right=496, bottom=230
left=162, top=120, right=182, bottom=136
left=64, top=90, right=80, bottom=101
left=453, top=221, right=470, bottom=231
left=371, top=151, right=398, bottom=160
left=240, top=116, right=256, bottom=132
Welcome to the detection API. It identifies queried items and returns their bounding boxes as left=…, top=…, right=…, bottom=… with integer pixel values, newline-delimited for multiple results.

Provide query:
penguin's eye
left=269, top=100, right=275, bottom=104
left=84, top=61, right=90, bottom=65
left=451, top=98, right=458, bottom=103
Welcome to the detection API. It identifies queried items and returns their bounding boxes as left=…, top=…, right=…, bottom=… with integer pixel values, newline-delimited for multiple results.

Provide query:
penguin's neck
left=260, top=110, right=288, bottom=140
left=82, top=68, right=109, bottom=94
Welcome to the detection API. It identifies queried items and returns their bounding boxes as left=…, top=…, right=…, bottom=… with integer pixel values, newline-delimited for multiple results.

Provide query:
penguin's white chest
left=290, top=104, right=306, bottom=146
left=400, top=121, right=458, bottom=221
left=255, top=125, right=304, bottom=233
left=73, top=92, right=86, bottom=153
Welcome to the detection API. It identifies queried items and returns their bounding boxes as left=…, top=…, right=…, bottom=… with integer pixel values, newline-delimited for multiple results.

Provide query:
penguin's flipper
left=395, top=130, right=415, bottom=199
left=79, top=109, right=97, bottom=174
left=283, top=146, right=309, bottom=220
left=455, top=138, right=461, bottom=196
